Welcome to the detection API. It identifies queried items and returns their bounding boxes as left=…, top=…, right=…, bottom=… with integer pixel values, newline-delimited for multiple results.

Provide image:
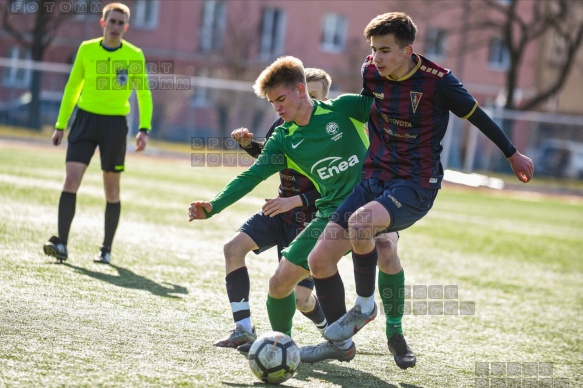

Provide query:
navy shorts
left=239, top=211, right=314, bottom=289
left=66, top=108, right=128, bottom=172
left=333, top=178, right=438, bottom=233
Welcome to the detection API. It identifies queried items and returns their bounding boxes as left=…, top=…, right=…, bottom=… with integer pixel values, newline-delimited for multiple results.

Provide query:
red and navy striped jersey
left=241, top=118, right=319, bottom=228
left=361, top=53, right=479, bottom=188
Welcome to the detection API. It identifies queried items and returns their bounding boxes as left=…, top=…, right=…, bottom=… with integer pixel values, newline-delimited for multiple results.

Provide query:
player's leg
left=321, top=201, right=387, bottom=342
left=267, top=257, right=310, bottom=336
left=217, top=212, right=277, bottom=348
left=95, top=116, right=127, bottom=264
left=214, top=231, right=259, bottom=348
left=267, top=216, right=331, bottom=337
left=44, top=109, right=97, bottom=262
left=294, top=281, right=327, bottom=335
left=96, top=171, right=121, bottom=264
left=43, top=161, right=88, bottom=262
left=376, top=232, right=416, bottom=369
left=60, top=161, right=88, bottom=241
left=301, top=220, right=356, bottom=363
left=279, top=220, right=327, bottom=334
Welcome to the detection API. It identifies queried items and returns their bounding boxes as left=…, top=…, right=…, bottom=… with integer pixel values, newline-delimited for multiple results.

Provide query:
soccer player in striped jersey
left=212, top=69, right=332, bottom=349
left=189, top=56, right=375, bottom=362
left=304, top=12, right=534, bottom=368
left=43, top=3, right=152, bottom=265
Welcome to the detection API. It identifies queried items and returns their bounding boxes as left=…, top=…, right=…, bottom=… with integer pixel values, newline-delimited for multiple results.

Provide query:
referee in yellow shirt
left=44, top=2, right=153, bottom=264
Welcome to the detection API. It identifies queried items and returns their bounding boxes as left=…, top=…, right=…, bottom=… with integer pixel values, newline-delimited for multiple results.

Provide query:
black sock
left=353, top=248, right=378, bottom=297
left=58, top=192, right=76, bottom=244
left=314, top=272, right=346, bottom=324
left=300, top=296, right=328, bottom=330
left=226, top=267, right=251, bottom=322
left=103, top=201, right=121, bottom=249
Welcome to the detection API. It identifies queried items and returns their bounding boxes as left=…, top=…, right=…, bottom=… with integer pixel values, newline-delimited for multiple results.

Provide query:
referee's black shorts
left=66, top=108, right=128, bottom=172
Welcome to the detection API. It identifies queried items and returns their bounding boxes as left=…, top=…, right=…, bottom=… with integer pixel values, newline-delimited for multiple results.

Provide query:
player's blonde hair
left=253, top=56, right=306, bottom=98
left=102, top=2, right=131, bottom=21
left=305, top=67, right=332, bottom=98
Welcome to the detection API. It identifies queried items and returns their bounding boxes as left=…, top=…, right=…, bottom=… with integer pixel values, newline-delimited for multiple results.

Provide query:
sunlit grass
left=0, top=139, right=582, bottom=387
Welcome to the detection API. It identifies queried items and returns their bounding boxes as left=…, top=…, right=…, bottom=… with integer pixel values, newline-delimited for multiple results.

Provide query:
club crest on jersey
left=410, top=92, right=422, bottom=114
left=116, top=69, right=128, bottom=86
left=326, top=122, right=343, bottom=141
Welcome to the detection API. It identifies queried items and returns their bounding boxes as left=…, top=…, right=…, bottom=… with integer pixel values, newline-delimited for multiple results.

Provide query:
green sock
left=378, top=269, right=405, bottom=340
left=266, top=292, right=296, bottom=337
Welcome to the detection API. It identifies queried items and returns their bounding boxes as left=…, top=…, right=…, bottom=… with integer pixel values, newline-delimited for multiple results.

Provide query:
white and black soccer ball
left=248, top=331, right=301, bottom=384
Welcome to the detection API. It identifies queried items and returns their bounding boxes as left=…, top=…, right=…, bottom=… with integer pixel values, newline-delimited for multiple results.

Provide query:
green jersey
left=208, top=94, right=374, bottom=218
left=55, top=38, right=153, bottom=130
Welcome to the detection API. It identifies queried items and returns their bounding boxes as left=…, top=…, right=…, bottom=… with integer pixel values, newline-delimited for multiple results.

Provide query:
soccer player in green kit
left=189, top=55, right=372, bottom=362
left=43, top=2, right=152, bottom=264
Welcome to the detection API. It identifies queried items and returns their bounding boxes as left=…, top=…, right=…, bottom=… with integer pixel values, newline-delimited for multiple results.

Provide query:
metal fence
left=3, top=58, right=583, bottom=181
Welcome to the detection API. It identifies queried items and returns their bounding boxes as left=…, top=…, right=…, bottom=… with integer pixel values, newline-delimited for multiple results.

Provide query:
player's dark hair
left=364, top=12, right=417, bottom=48
left=254, top=56, right=306, bottom=98
left=305, top=68, right=332, bottom=97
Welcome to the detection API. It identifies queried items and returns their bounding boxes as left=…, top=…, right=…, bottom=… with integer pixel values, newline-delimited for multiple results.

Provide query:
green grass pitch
left=0, top=138, right=582, bottom=387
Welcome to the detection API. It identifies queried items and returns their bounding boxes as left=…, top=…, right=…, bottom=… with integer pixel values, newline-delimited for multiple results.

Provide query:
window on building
left=133, top=0, right=159, bottom=29
left=2, top=47, right=32, bottom=88
left=199, top=0, right=226, bottom=52
left=425, top=28, right=447, bottom=60
left=259, top=7, right=286, bottom=61
left=488, top=37, right=510, bottom=70
left=320, top=13, right=347, bottom=53
left=191, top=68, right=215, bottom=107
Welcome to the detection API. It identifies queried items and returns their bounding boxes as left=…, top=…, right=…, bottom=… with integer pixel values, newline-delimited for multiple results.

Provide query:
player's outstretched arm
left=507, top=151, right=534, bottom=183
left=262, top=196, right=303, bottom=217
left=188, top=201, right=213, bottom=221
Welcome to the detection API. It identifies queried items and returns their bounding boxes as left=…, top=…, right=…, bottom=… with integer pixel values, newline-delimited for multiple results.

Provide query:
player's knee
left=347, top=219, right=374, bottom=242
left=63, top=176, right=81, bottom=192
left=223, top=239, right=245, bottom=264
left=268, top=274, right=291, bottom=299
left=307, top=253, right=327, bottom=276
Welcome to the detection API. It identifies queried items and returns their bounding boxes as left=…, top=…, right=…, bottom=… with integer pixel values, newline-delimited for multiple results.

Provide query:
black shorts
left=66, top=108, right=128, bottom=172
left=333, top=178, right=438, bottom=233
left=239, top=211, right=314, bottom=289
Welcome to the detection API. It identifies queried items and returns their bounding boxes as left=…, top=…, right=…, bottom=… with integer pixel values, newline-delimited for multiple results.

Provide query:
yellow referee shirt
left=55, top=38, right=153, bottom=130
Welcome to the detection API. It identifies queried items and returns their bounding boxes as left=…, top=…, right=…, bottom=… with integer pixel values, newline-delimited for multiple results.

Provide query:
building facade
left=1, top=0, right=581, bottom=146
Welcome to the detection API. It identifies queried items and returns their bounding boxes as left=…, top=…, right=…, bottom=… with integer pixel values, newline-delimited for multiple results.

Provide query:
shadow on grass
left=223, top=356, right=423, bottom=387
left=63, top=263, right=188, bottom=299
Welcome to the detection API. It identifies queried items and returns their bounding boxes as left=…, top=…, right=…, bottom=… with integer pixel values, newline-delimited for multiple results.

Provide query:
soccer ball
left=248, top=331, right=301, bottom=384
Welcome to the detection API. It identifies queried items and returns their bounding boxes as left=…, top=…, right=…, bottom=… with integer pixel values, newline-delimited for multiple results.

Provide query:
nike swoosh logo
left=291, top=139, right=305, bottom=149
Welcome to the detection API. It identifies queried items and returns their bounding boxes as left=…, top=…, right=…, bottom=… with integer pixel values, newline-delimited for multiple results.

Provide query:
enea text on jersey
left=310, top=155, right=360, bottom=180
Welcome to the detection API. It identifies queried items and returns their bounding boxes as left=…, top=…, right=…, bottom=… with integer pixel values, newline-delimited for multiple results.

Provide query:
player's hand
left=51, top=129, right=64, bottom=146
left=231, top=127, right=254, bottom=148
left=262, top=196, right=303, bottom=217
left=136, top=131, right=148, bottom=152
left=507, top=151, right=534, bottom=183
left=189, top=201, right=212, bottom=221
